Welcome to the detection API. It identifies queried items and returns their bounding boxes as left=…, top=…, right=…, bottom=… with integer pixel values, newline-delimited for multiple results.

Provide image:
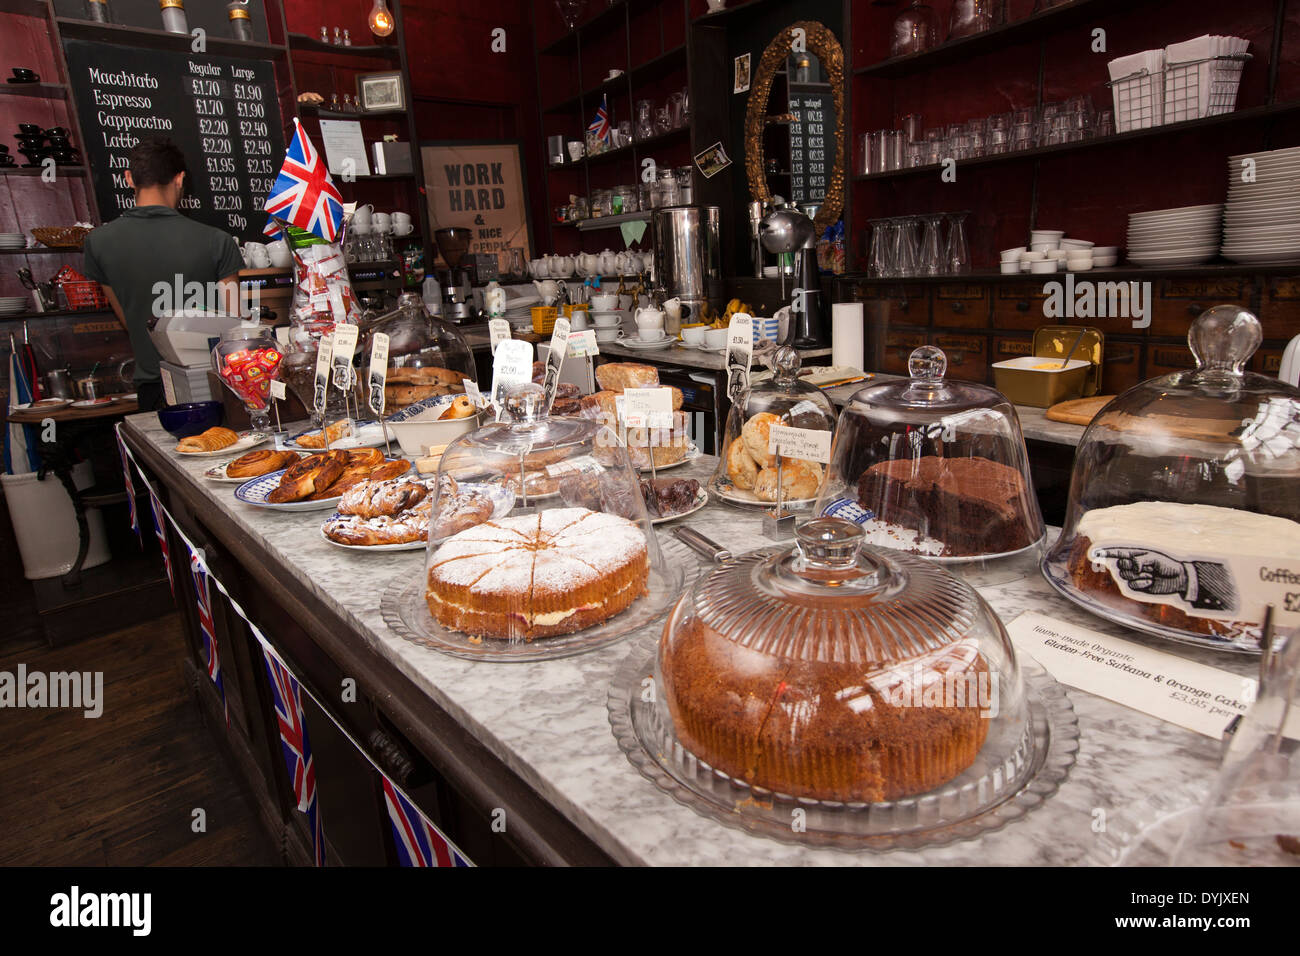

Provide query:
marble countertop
left=126, top=414, right=1254, bottom=865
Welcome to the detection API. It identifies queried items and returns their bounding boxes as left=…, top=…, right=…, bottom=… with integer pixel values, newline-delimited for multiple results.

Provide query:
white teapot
left=533, top=279, right=566, bottom=306
left=597, top=248, right=618, bottom=275
left=554, top=255, right=575, bottom=277
left=578, top=251, right=599, bottom=276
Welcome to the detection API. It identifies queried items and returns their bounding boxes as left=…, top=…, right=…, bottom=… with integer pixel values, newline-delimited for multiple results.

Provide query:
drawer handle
left=1186, top=302, right=1204, bottom=316
left=949, top=301, right=966, bottom=314
left=897, top=299, right=910, bottom=313
left=1016, top=300, right=1031, bottom=313
left=367, top=729, right=415, bottom=786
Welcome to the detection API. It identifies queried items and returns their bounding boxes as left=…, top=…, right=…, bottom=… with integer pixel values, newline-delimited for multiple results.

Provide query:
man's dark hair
left=127, top=136, right=187, bottom=190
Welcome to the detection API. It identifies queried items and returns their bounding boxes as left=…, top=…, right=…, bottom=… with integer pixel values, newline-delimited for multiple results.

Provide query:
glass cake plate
left=609, top=646, right=1078, bottom=851
left=381, top=534, right=697, bottom=662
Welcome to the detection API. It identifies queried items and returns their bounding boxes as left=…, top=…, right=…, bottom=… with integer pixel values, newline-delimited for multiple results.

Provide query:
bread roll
left=742, top=412, right=781, bottom=469
left=438, top=395, right=476, bottom=420
left=726, top=437, right=759, bottom=490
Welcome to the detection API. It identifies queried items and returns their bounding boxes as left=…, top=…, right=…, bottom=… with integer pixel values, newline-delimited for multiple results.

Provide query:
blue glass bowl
left=157, top=401, right=224, bottom=438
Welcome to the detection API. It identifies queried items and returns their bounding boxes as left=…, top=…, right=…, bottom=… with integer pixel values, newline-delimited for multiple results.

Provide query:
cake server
left=672, top=526, right=731, bottom=563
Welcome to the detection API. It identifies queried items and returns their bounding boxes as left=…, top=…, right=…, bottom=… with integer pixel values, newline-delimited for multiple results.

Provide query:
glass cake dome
left=359, top=293, right=478, bottom=416
left=1042, top=306, right=1300, bottom=653
left=814, top=346, right=1045, bottom=582
left=607, top=516, right=1078, bottom=849
left=383, top=383, right=691, bottom=661
left=709, top=346, right=838, bottom=510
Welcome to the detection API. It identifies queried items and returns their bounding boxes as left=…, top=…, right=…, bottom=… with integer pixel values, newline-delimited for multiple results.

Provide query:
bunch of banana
left=713, top=298, right=753, bottom=328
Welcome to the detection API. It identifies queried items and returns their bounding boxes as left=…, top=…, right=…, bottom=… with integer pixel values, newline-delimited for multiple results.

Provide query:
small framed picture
left=356, top=71, right=405, bottom=112
left=733, top=53, right=751, bottom=94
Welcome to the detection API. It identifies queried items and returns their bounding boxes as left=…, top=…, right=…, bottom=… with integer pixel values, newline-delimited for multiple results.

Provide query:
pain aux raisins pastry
left=323, top=474, right=497, bottom=547
left=425, top=507, right=649, bottom=640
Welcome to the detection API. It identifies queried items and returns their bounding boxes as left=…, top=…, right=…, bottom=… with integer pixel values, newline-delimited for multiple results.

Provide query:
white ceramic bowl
left=1000, top=261, right=1020, bottom=274
left=1030, top=259, right=1058, bottom=274
left=1092, top=246, right=1119, bottom=258
left=385, top=401, right=481, bottom=458
left=1031, top=240, right=1061, bottom=252
left=1060, top=238, right=1095, bottom=250
left=1092, top=255, right=1119, bottom=267
left=1049, top=249, right=1069, bottom=261
left=1066, top=258, right=1093, bottom=272
left=1030, top=229, right=1065, bottom=239
left=1021, top=251, right=1047, bottom=262
left=1000, top=246, right=1027, bottom=261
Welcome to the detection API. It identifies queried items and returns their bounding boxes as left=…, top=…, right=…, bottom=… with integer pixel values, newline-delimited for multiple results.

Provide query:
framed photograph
left=733, top=53, right=751, bottom=94
left=693, top=141, right=733, bottom=180
left=356, top=71, right=405, bottom=112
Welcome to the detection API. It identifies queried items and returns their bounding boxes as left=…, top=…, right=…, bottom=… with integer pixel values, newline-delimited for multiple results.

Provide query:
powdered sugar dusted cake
left=425, top=507, right=649, bottom=640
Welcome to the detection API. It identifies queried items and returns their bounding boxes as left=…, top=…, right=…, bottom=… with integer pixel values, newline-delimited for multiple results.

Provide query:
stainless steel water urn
left=652, top=205, right=722, bottom=323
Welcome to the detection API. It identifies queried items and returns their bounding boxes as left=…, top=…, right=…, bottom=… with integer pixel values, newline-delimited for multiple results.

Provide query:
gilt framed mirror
left=743, top=20, right=846, bottom=235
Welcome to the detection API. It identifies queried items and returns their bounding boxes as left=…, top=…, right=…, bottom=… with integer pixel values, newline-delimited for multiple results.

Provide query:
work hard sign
left=422, top=142, right=532, bottom=264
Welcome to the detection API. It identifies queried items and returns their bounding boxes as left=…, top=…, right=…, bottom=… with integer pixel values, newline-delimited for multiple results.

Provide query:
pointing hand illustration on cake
left=1092, top=547, right=1237, bottom=614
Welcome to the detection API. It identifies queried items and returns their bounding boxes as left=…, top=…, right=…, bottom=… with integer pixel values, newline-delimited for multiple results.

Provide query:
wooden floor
left=0, top=611, right=279, bottom=866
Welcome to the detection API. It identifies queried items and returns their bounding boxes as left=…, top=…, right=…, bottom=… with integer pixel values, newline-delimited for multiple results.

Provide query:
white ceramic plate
left=70, top=398, right=116, bottom=408
left=648, top=488, right=708, bottom=525
left=1128, top=251, right=1219, bottom=265
left=318, top=527, right=426, bottom=552
left=618, top=336, right=677, bottom=350
left=175, top=431, right=270, bottom=458
left=635, top=442, right=701, bottom=473
left=13, top=398, right=71, bottom=410
left=234, top=468, right=344, bottom=511
left=1129, top=203, right=1223, bottom=218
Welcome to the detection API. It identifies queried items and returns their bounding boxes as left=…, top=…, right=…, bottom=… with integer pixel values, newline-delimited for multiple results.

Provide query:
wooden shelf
left=543, top=43, right=687, bottom=115
left=0, top=82, right=67, bottom=99
left=835, top=262, right=1300, bottom=285
left=539, top=0, right=629, bottom=57
left=286, top=32, right=401, bottom=61
left=56, top=17, right=288, bottom=59
left=853, top=0, right=1155, bottom=78
left=852, top=102, right=1300, bottom=184
left=0, top=0, right=48, bottom=16
left=569, top=211, right=651, bottom=231
left=299, top=104, right=407, bottom=120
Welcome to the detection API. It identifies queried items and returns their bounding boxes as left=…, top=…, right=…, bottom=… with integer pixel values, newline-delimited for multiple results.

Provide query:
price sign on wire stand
left=491, top=339, right=535, bottom=421
left=725, top=313, right=754, bottom=405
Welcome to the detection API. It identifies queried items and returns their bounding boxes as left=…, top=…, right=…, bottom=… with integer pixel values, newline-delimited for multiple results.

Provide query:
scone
left=726, top=437, right=759, bottom=490
left=752, top=459, right=822, bottom=502
left=742, top=412, right=781, bottom=469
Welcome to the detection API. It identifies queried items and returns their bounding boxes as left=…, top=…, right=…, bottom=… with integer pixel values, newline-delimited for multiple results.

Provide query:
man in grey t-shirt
left=83, top=137, right=244, bottom=411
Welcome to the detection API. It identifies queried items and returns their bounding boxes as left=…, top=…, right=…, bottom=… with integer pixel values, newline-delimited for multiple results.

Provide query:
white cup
left=266, top=239, right=292, bottom=268
left=568, top=310, right=589, bottom=330
left=636, top=328, right=666, bottom=342
left=1000, top=246, right=1027, bottom=262
left=372, top=212, right=392, bottom=234
left=392, top=211, right=411, bottom=227
left=352, top=203, right=373, bottom=228
left=350, top=221, right=372, bottom=236
left=704, top=328, right=728, bottom=350
left=662, top=297, right=682, bottom=322
left=391, top=223, right=414, bottom=237
left=680, top=324, right=707, bottom=346
left=595, top=327, right=623, bottom=343
left=243, top=242, right=269, bottom=268
left=567, top=141, right=583, bottom=162
left=590, top=294, right=618, bottom=311
left=594, top=313, right=621, bottom=329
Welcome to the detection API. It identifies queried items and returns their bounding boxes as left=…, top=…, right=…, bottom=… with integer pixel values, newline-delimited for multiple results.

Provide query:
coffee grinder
left=433, top=227, right=477, bottom=323
left=759, top=206, right=825, bottom=348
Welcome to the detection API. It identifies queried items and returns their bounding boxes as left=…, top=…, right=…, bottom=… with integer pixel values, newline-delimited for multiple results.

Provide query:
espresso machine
left=433, top=227, right=477, bottom=323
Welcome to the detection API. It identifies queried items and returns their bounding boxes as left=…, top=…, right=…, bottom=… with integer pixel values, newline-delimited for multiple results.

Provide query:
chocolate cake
left=856, top=456, right=1039, bottom=557
left=640, top=477, right=700, bottom=518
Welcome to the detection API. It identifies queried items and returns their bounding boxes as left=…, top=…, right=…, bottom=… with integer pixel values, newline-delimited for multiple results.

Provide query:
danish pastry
left=322, top=513, right=427, bottom=546
left=295, top=419, right=353, bottom=449
left=346, top=448, right=385, bottom=468
left=338, top=477, right=429, bottom=518
left=367, top=459, right=412, bottom=481
left=226, top=449, right=298, bottom=478
left=267, top=455, right=345, bottom=502
left=176, top=426, right=239, bottom=453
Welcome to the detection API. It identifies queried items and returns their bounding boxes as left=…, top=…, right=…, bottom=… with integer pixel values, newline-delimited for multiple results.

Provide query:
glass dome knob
left=772, top=345, right=802, bottom=384
left=1188, top=305, right=1262, bottom=375
left=908, top=345, right=947, bottom=383
left=504, top=382, right=547, bottom=423
left=793, top=518, right=882, bottom=584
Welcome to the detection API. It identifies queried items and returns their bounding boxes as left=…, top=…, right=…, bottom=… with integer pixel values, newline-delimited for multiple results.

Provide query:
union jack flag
left=261, top=642, right=325, bottom=867
left=147, top=484, right=173, bottom=594
left=263, top=118, right=344, bottom=243
left=587, top=94, right=611, bottom=146
left=382, top=777, right=470, bottom=867
left=115, top=425, right=140, bottom=542
left=189, top=548, right=228, bottom=727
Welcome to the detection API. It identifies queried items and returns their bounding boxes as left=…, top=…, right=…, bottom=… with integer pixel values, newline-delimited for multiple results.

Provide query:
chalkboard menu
left=788, top=89, right=830, bottom=205
left=63, top=39, right=285, bottom=242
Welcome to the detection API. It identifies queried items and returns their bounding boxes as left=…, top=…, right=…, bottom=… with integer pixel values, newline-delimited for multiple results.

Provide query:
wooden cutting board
left=1045, top=395, right=1115, bottom=425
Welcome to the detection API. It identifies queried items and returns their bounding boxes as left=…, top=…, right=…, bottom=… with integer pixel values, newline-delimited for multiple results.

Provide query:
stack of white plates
left=0, top=233, right=26, bottom=251
left=1125, top=204, right=1222, bottom=266
left=1221, top=146, right=1300, bottom=266
left=0, top=295, right=28, bottom=316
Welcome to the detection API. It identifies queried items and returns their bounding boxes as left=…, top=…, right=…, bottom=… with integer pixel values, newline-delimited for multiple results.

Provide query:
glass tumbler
left=945, top=212, right=971, bottom=275
left=919, top=214, right=945, bottom=276
left=890, top=2, right=939, bottom=57
left=948, top=0, right=995, bottom=40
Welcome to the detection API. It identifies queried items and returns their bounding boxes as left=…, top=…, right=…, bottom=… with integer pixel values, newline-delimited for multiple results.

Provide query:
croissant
left=176, top=426, right=239, bottom=453
left=226, top=449, right=298, bottom=479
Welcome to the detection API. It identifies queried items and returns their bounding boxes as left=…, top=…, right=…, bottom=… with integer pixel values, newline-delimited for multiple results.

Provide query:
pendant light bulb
left=368, top=0, right=395, bottom=37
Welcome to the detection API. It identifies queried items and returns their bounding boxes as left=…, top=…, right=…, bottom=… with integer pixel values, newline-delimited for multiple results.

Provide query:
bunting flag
left=189, top=548, right=229, bottom=727
left=114, top=424, right=141, bottom=542
left=147, top=484, right=174, bottom=595
left=260, top=641, right=325, bottom=866
left=383, top=777, right=470, bottom=868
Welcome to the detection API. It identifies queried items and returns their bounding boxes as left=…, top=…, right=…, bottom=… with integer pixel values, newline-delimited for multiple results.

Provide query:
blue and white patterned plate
left=234, top=468, right=345, bottom=512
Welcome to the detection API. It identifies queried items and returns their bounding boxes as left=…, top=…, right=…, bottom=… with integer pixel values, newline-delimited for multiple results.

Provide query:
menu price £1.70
left=185, top=70, right=281, bottom=232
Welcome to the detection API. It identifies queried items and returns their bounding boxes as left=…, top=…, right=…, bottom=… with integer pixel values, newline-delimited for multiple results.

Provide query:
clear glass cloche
left=709, top=346, right=838, bottom=510
left=815, top=346, right=1045, bottom=578
left=391, top=383, right=687, bottom=660
left=655, top=516, right=1033, bottom=814
left=359, top=292, right=478, bottom=416
left=1042, top=306, right=1300, bottom=653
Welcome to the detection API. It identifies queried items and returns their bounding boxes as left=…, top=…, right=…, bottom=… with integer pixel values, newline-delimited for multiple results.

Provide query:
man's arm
left=102, top=286, right=129, bottom=334
left=217, top=274, right=241, bottom=316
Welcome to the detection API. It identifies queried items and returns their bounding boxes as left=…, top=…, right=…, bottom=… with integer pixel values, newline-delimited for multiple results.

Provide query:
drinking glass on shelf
left=1095, top=109, right=1114, bottom=137
left=898, top=113, right=923, bottom=142
left=948, top=0, right=995, bottom=40
left=945, top=212, right=970, bottom=275
left=919, top=214, right=945, bottom=276
left=890, top=2, right=940, bottom=57
left=894, top=217, right=921, bottom=277
left=668, top=92, right=686, bottom=129
left=884, top=130, right=905, bottom=170
left=907, top=140, right=926, bottom=167
left=618, top=120, right=633, bottom=145
left=680, top=87, right=690, bottom=125
left=635, top=99, right=654, bottom=141
left=868, top=220, right=890, bottom=277
left=654, top=105, right=672, bottom=136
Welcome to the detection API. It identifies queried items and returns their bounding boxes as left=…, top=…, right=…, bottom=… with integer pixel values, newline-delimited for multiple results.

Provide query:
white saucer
left=619, top=336, right=676, bottom=350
